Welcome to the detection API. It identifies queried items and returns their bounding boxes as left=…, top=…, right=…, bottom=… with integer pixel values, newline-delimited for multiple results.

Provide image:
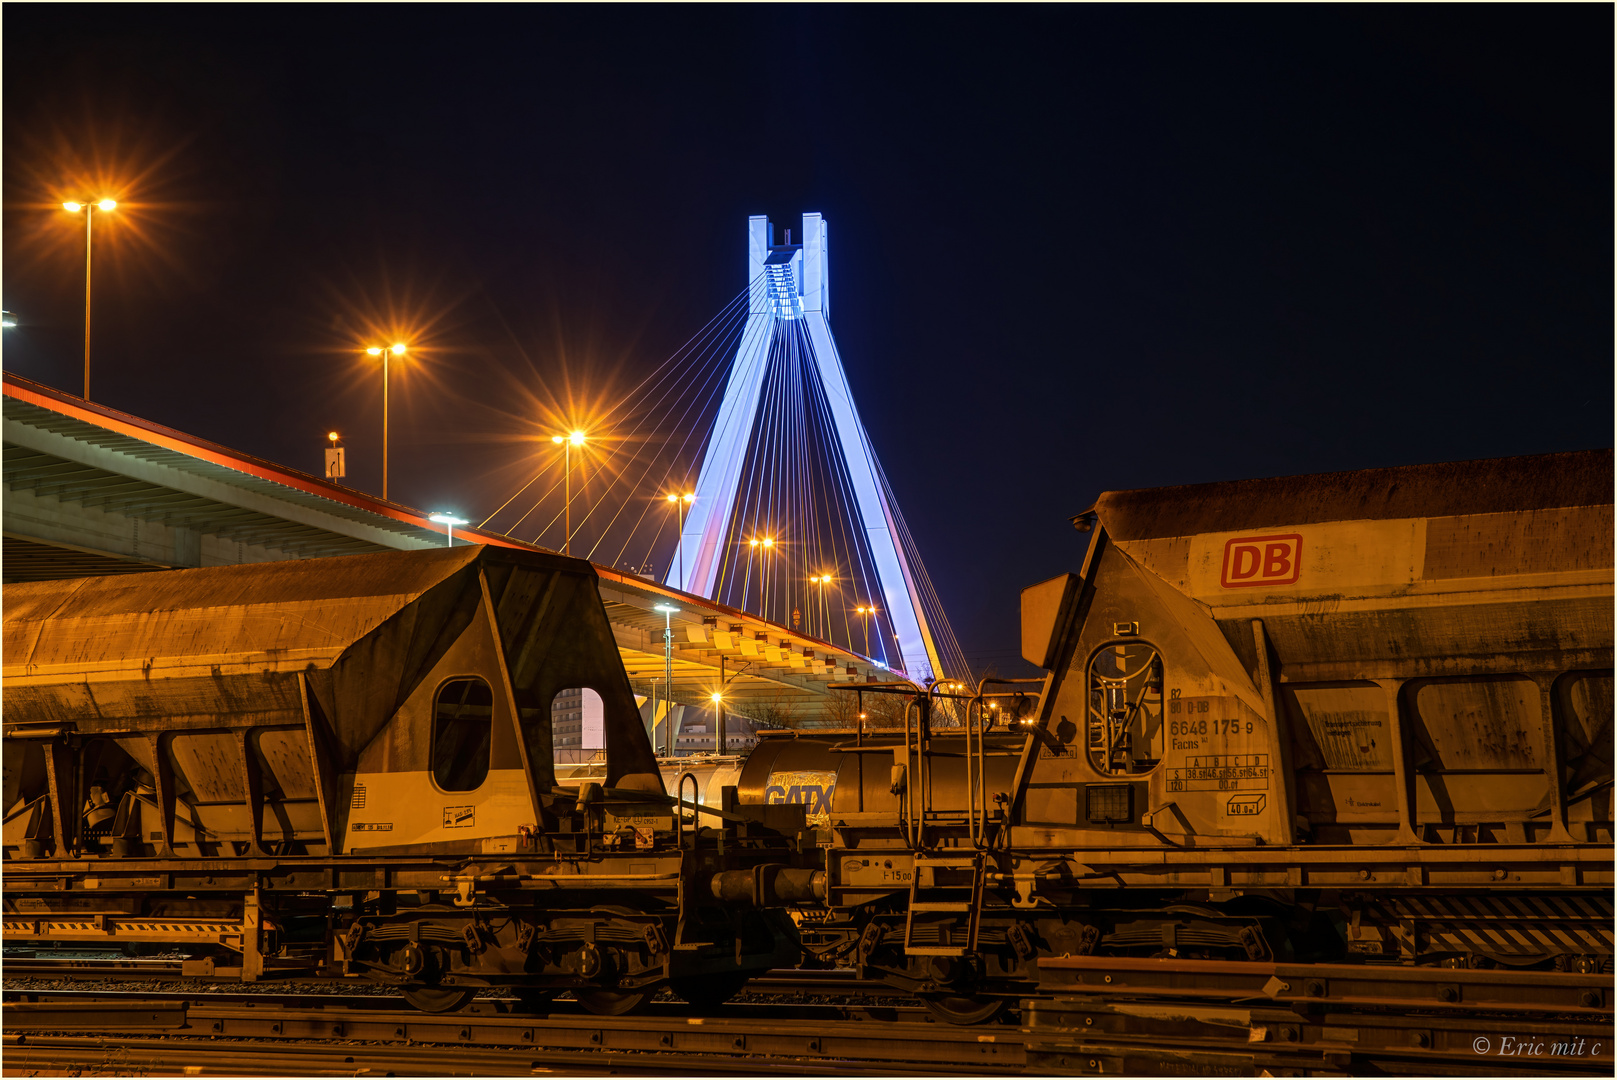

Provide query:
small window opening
left=433, top=678, right=493, bottom=791
left=551, top=687, right=605, bottom=765
left=1087, top=642, right=1164, bottom=775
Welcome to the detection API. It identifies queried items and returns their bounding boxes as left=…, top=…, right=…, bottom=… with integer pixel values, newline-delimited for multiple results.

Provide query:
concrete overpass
left=2, top=373, right=887, bottom=728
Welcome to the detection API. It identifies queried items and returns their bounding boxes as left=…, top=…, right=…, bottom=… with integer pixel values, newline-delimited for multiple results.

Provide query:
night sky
left=4, top=6, right=1611, bottom=674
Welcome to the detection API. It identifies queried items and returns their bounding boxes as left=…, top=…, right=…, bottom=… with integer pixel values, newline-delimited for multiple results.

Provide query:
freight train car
left=731, top=451, right=1615, bottom=1022
left=1, top=546, right=803, bottom=1013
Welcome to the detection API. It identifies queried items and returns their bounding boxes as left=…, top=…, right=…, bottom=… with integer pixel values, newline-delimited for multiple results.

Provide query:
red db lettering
left=1221, top=534, right=1302, bottom=588
left=1263, top=543, right=1293, bottom=579
left=1228, top=545, right=1261, bottom=580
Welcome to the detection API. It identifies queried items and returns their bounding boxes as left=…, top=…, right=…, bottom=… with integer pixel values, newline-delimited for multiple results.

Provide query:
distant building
left=672, top=707, right=761, bottom=754
left=552, top=687, right=605, bottom=764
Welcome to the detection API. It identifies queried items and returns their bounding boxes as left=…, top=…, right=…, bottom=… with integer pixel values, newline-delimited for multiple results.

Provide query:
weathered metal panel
left=1092, top=450, right=1612, bottom=541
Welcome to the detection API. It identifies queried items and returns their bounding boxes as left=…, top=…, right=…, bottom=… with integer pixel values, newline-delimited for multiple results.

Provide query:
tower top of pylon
left=749, top=213, right=829, bottom=322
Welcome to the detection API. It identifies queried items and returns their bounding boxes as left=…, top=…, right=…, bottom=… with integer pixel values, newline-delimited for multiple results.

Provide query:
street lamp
left=809, top=573, right=834, bottom=639
left=665, top=492, right=695, bottom=587
left=61, top=198, right=117, bottom=400
left=855, top=604, right=877, bottom=658
left=653, top=603, right=680, bottom=755
left=1, top=311, right=17, bottom=329
left=756, top=536, right=776, bottom=620
left=429, top=512, right=468, bottom=548
left=551, top=429, right=587, bottom=556
left=365, top=343, right=407, bottom=500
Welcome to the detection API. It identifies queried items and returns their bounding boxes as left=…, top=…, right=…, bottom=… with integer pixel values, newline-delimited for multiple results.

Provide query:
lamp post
left=654, top=603, right=679, bottom=755
left=61, top=199, right=116, bottom=400
left=809, top=574, right=834, bottom=639
left=429, top=512, right=468, bottom=548
left=710, top=690, right=725, bottom=755
left=365, top=343, right=407, bottom=500
left=758, top=536, right=775, bottom=620
left=855, top=605, right=876, bottom=658
left=712, top=653, right=729, bottom=754
left=551, top=430, right=586, bottom=556
left=665, top=491, right=695, bottom=587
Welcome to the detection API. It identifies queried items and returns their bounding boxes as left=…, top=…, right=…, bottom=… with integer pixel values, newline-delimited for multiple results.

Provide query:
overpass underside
left=1, top=373, right=884, bottom=727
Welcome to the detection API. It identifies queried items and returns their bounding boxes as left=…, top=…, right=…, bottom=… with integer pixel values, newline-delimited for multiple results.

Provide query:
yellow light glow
left=390, top=343, right=406, bottom=355
left=328, top=431, right=340, bottom=443
left=62, top=202, right=83, bottom=213
left=762, top=538, right=774, bottom=548
left=749, top=538, right=759, bottom=548
left=97, top=199, right=117, bottom=212
left=366, top=346, right=382, bottom=356
left=569, top=430, right=586, bottom=445
left=551, top=435, right=564, bottom=444
left=683, top=493, right=695, bottom=503
left=710, top=692, right=722, bottom=702
left=666, top=494, right=677, bottom=502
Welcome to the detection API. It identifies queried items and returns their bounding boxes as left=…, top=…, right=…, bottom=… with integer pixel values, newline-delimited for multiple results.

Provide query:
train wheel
left=921, top=992, right=1008, bottom=1025
left=401, top=985, right=478, bottom=1013
left=671, top=972, right=750, bottom=1009
left=575, top=988, right=654, bottom=1015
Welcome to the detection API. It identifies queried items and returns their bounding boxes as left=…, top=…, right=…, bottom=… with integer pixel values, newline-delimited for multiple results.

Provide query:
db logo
left=1221, top=534, right=1302, bottom=588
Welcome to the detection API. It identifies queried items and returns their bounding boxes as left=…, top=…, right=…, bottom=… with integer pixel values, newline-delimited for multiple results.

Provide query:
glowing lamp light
left=710, top=692, right=723, bottom=703
left=98, top=199, right=117, bottom=212
left=62, top=201, right=83, bottom=213
left=653, top=603, right=680, bottom=614
left=428, top=512, right=469, bottom=548
left=366, top=346, right=383, bottom=356
left=327, top=431, right=340, bottom=443
left=391, top=342, right=406, bottom=356
left=569, top=429, right=586, bottom=446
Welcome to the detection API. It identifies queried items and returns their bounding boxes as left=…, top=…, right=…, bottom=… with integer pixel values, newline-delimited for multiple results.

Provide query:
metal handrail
left=969, top=677, right=1046, bottom=848
left=674, top=771, right=700, bottom=848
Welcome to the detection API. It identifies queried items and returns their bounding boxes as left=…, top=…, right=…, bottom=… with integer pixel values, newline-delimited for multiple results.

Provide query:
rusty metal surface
left=1090, top=449, right=1613, bottom=541
left=3, top=545, right=478, bottom=677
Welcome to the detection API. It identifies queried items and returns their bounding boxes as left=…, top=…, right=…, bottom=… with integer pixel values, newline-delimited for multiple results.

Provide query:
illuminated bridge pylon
left=668, top=214, right=945, bottom=685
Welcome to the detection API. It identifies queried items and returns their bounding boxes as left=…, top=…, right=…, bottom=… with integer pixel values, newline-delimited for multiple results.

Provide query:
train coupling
left=709, top=865, right=826, bottom=907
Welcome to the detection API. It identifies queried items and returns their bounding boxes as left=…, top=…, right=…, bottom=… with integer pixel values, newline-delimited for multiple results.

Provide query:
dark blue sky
left=5, top=6, right=1611, bottom=672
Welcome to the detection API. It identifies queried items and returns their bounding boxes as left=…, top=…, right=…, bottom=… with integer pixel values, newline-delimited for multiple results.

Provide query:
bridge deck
left=1, top=372, right=890, bottom=725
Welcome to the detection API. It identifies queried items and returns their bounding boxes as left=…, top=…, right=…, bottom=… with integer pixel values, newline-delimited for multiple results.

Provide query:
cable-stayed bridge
left=479, top=213, right=970, bottom=693
left=0, top=216, right=968, bottom=757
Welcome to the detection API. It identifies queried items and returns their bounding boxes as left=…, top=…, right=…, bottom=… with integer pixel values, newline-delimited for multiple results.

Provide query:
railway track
left=5, top=956, right=1612, bottom=1075
left=2, top=998, right=1023, bottom=1076
left=1023, top=955, right=1615, bottom=1076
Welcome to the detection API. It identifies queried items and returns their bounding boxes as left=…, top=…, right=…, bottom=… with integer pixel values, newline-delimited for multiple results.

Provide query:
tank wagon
left=726, top=451, right=1614, bottom=1023
left=1, top=546, right=805, bottom=1013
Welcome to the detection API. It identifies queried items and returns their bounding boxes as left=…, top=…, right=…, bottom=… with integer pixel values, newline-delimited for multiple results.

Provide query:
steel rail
left=3, top=1001, right=1026, bottom=1075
